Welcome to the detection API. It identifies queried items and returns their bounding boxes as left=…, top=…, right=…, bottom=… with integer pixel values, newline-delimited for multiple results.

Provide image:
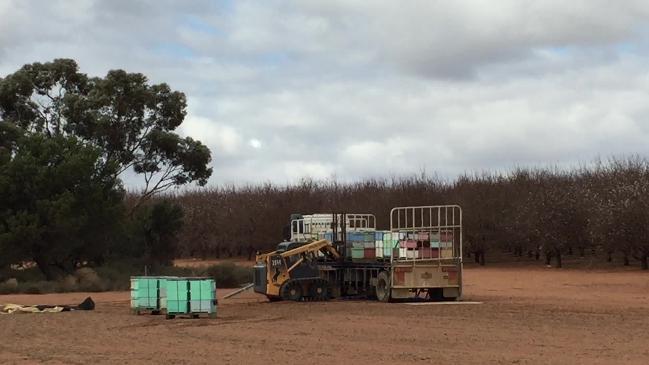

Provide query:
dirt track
left=1, top=266, right=648, bottom=365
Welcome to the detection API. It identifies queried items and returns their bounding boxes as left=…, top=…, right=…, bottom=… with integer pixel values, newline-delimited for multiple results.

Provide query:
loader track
left=280, top=278, right=330, bottom=302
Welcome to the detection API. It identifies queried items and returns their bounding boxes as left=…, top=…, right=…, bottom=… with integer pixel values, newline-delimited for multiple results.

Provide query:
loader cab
left=254, top=241, right=309, bottom=295
left=276, top=241, right=308, bottom=253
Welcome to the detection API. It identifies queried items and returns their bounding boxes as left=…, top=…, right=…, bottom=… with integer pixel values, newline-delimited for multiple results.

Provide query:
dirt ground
left=1, top=266, right=648, bottom=365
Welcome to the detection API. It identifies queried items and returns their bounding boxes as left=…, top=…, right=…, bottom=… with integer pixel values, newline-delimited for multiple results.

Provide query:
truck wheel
left=376, top=271, right=391, bottom=302
left=280, top=280, right=303, bottom=301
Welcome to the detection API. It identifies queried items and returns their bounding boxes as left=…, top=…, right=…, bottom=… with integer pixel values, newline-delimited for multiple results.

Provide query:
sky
left=1, top=0, right=649, bottom=187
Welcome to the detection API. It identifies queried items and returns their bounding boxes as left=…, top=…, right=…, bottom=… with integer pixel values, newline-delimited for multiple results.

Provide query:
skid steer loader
left=253, top=239, right=340, bottom=301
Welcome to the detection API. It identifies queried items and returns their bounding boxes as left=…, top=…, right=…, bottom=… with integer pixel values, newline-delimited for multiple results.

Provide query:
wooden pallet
left=165, top=312, right=216, bottom=319
left=131, top=307, right=163, bottom=315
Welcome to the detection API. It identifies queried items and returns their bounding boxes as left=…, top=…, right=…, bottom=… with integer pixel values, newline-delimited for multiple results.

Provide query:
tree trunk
left=545, top=252, right=552, bottom=266
left=623, top=254, right=630, bottom=266
left=641, top=254, right=648, bottom=270
left=606, top=252, right=612, bottom=262
left=555, top=249, right=562, bottom=268
left=535, top=250, right=540, bottom=261
left=579, top=247, right=585, bottom=258
left=215, top=243, right=221, bottom=259
left=247, top=245, right=255, bottom=261
left=479, top=251, right=486, bottom=266
left=33, top=255, right=57, bottom=281
left=567, top=246, right=573, bottom=255
left=474, top=252, right=480, bottom=264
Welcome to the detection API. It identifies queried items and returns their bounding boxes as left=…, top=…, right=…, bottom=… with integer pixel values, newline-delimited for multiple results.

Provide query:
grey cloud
left=182, top=1, right=649, bottom=78
left=1, top=0, right=649, bottom=188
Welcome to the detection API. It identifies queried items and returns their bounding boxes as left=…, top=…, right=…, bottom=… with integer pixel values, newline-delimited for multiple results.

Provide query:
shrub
left=75, top=268, right=107, bottom=292
left=4, top=278, right=18, bottom=290
left=0, top=278, right=19, bottom=294
left=2, top=266, right=45, bottom=283
left=22, top=281, right=58, bottom=294
left=206, top=263, right=252, bottom=288
left=0, top=261, right=252, bottom=293
left=60, top=276, right=79, bottom=292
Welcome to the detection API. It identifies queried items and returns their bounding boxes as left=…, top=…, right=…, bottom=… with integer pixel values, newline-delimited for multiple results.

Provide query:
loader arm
left=278, top=239, right=341, bottom=260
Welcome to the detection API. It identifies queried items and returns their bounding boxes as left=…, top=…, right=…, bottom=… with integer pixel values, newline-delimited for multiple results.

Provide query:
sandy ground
left=1, top=266, right=648, bottom=365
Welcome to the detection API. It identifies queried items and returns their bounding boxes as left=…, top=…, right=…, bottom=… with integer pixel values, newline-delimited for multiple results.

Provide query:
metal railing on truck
left=389, top=205, right=463, bottom=263
left=290, top=213, right=376, bottom=242
left=387, top=205, right=463, bottom=298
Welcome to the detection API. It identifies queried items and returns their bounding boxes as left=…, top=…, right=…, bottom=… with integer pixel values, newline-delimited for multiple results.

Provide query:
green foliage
left=0, top=59, right=212, bottom=202
left=0, top=59, right=208, bottom=280
left=133, top=200, right=185, bottom=265
left=0, top=133, right=124, bottom=279
left=0, top=261, right=252, bottom=294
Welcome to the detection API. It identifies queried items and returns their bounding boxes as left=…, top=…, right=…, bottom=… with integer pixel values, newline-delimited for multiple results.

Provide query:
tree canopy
left=0, top=59, right=212, bottom=278
left=0, top=131, right=124, bottom=279
left=0, top=58, right=212, bottom=203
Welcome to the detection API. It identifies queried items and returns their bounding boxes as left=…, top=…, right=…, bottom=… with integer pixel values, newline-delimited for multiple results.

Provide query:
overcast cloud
left=2, top=0, right=649, bottom=186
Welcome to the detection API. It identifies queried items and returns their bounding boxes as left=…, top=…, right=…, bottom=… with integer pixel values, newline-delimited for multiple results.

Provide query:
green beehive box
left=382, top=240, right=398, bottom=257
left=166, top=277, right=216, bottom=318
left=351, top=247, right=365, bottom=259
left=130, top=276, right=169, bottom=313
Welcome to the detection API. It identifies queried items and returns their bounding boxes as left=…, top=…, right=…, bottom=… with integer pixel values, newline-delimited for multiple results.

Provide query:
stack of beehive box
left=165, top=277, right=217, bottom=319
left=130, top=276, right=216, bottom=319
left=130, top=276, right=169, bottom=314
left=395, top=231, right=454, bottom=259
left=376, top=232, right=403, bottom=259
left=345, top=231, right=376, bottom=259
left=316, top=230, right=455, bottom=260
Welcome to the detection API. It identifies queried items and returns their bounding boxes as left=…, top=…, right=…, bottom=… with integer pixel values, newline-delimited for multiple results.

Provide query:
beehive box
left=165, top=277, right=216, bottom=318
left=363, top=241, right=375, bottom=249
left=130, top=276, right=169, bottom=314
left=375, top=241, right=384, bottom=258
left=440, top=241, right=454, bottom=258
left=398, top=248, right=407, bottom=258
left=346, top=232, right=364, bottom=242
left=351, top=247, right=365, bottom=259
left=399, top=240, right=417, bottom=249
left=406, top=249, right=419, bottom=259
left=418, top=248, right=440, bottom=259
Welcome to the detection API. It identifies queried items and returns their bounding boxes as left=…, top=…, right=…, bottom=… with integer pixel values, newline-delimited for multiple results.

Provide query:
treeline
left=171, top=158, right=649, bottom=270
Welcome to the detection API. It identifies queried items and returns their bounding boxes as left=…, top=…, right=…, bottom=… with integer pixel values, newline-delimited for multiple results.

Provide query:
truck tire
left=375, top=271, right=391, bottom=302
